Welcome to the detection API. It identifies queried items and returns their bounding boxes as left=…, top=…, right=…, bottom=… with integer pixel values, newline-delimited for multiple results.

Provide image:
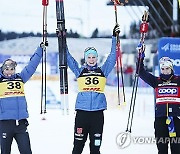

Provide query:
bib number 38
left=7, top=81, right=21, bottom=89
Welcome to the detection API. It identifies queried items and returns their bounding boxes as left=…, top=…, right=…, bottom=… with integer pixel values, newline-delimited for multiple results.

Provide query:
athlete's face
left=86, top=54, right=98, bottom=66
left=160, top=66, right=172, bottom=75
left=3, top=68, right=15, bottom=77
left=2, top=60, right=16, bottom=77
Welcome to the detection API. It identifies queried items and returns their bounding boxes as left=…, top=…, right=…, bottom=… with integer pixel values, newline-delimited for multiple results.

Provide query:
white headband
left=159, top=57, right=173, bottom=70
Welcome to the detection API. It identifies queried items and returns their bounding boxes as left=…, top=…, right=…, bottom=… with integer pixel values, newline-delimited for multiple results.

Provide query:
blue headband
left=85, top=49, right=98, bottom=60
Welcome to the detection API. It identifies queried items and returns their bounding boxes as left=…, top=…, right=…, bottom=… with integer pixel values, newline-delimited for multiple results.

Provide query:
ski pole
left=111, top=0, right=127, bottom=106
left=126, top=11, right=149, bottom=133
left=41, top=0, right=49, bottom=115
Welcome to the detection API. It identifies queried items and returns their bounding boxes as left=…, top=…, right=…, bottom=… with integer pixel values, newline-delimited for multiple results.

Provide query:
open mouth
left=88, top=62, right=96, bottom=65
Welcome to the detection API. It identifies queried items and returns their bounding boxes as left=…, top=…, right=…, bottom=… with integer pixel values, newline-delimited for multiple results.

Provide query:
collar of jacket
left=160, top=73, right=174, bottom=82
left=85, top=64, right=98, bottom=71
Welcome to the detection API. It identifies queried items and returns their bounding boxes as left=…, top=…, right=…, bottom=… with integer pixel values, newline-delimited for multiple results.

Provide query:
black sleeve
left=139, top=58, right=158, bottom=88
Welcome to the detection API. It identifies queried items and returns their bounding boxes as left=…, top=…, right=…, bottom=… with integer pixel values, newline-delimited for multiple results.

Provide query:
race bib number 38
left=77, top=76, right=106, bottom=93
left=0, top=81, right=25, bottom=98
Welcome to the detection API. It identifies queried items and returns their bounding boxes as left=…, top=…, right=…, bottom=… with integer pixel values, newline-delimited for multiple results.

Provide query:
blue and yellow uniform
left=67, top=36, right=116, bottom=154
left=0, top=46, right=43, bottom=154
left=67, top=37, right=116, bottom=111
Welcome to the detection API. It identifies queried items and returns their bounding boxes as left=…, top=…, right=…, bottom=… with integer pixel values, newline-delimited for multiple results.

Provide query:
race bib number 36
left=0, top=81, right=25, bottom=98
left=77, top=76, right=106, bottom=93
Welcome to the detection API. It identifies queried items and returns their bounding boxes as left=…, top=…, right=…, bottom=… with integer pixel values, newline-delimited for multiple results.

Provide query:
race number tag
left=77, top=76, right=106, bottom=93
left=0, top=81, right=25, bottom=98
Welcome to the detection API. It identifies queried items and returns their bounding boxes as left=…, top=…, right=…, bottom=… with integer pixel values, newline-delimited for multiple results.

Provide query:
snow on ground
left=10, top=72, right=158, bottom=154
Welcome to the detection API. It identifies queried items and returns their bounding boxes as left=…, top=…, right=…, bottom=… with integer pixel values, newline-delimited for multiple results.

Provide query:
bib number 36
left=85, top=77, right=99, bottom=85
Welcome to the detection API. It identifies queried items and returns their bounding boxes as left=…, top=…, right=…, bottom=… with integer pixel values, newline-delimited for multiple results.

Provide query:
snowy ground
left=10, top=72, right=158, bottom=154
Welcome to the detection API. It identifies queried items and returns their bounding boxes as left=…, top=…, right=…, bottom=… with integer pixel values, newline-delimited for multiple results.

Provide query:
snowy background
left=0, top=0, right=146, bottom=37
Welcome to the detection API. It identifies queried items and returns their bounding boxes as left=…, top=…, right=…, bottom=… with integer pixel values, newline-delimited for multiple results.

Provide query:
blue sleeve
left=20, top=47, right=43, bottom=83
left=101, top=36, right=116, bottom=77
left=67, top=48, right=81, bottom=78
left=139, top=59, right=157, bottom=88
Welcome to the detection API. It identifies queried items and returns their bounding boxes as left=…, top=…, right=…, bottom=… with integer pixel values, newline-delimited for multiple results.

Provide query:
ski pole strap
left=142, top=11, right=149, bottom=22
left=166, top=116, right=176, bottom=137
left=42, top=0, right=49, bottom=6
left=116, top=41, right=120, bottom=58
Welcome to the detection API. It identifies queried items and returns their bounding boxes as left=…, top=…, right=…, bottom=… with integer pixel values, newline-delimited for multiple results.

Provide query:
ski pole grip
left=111, top=0, right=121, bottom=5
left=42, top=0, right=49, bottom=6
left=140, top=23, right=148, bottom=33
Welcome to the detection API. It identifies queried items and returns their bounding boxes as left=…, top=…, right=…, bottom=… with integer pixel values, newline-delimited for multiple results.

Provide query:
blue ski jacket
left=139, top=59, right=180, bottom=117
left=67, top=36, right=116, bottom=111
left=0, top=47, right=43, bottom=120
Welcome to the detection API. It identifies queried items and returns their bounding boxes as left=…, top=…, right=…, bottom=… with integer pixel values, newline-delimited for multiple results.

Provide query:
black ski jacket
left=139, top=59, right=180, bottom=117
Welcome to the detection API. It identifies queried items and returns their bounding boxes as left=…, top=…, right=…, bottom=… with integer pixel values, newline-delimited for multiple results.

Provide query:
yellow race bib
left=0, top=81, right=25, bottom=98
left=77, top=76, right=106, bottom=93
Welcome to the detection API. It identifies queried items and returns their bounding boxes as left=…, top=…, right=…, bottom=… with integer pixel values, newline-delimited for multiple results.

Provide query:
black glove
left=40, top=42, right=46, bottom=50
left=142, top=14, right=149, bottom=22
left=113, top=24, right=120, bottom=36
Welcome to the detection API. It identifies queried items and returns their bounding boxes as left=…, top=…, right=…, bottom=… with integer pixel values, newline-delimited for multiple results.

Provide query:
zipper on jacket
left=17, top=97, right=20, bottom=119
left=0, top=100, right=4, bottom=113
left=90, top=92, right=92, bottom=110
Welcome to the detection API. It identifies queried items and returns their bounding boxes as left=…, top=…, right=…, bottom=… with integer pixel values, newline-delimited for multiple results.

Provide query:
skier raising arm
left=66, top=25, right=120, bottom=154
left=138, top=44, right=180, bottom=154
left=0, top=42, right=45, bottom=154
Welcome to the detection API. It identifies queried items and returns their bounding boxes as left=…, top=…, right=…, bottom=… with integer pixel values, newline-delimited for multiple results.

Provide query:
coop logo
left=158, top=88, right=177, bottom=95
